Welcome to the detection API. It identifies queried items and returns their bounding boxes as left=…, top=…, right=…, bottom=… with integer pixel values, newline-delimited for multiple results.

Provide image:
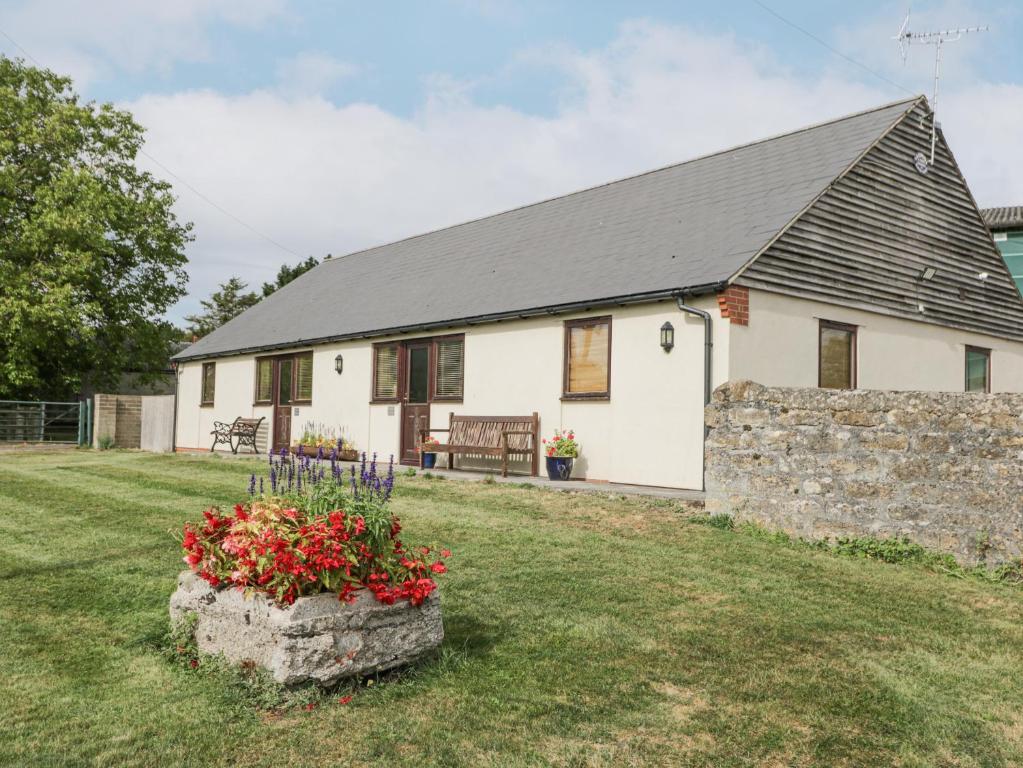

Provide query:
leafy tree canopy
left=184, top=256, right=321, bottom=339
left=0, top=57, right=192, bottom=400
left=262, top=255, right=319, bottom=297
left=184, top=277, right=259, bottom=339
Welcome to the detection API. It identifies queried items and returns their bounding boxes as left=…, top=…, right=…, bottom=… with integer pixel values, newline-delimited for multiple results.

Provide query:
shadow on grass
left=439, top=611, right=500, bottom=662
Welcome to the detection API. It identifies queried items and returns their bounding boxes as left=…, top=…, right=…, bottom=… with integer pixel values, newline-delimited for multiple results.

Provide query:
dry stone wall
left=705, top=380, right=1023, bottom=565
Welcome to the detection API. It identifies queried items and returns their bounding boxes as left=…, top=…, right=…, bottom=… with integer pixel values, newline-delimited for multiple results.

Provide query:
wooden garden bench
left=211, top=416, right=265, bottom=454
left=421, top=413, right=539, bottom=477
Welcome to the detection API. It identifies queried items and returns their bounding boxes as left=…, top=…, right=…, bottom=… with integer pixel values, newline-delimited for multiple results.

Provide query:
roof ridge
left=324, top=95, right=925, bottom=267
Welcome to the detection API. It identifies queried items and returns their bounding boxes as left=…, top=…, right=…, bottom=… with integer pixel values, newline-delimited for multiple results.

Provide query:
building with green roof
left=983, top=207, right=1023, bottom=294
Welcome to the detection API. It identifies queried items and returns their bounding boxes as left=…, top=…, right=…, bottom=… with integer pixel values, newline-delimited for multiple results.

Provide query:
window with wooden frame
left=563, top=316, right=611, bottom=399
left=201, top=362, right=216, bottom=406
left=433, top=337, right=464, bottom=401
left=294, top=351, right=313, bottom=403
left=818, top=320, right=857, bottom=390
left=254, top=357, right=273, bottom=404
left=373, top=343, right=400, bottom=402
left=965, top=345, right=991, bottom=393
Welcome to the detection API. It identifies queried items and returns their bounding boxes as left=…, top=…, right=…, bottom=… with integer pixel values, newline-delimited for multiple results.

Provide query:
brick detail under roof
left=718, top=285, right=749, bottom=325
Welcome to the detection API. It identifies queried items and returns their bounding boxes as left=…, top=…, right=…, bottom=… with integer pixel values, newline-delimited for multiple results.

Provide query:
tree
left=183, top=256, right=321, bottom=340
left=261, top=255, right=320, bottom=297
left=0, top=57, right=192, bottom=400
left=184, top=277, right=259, bottom=339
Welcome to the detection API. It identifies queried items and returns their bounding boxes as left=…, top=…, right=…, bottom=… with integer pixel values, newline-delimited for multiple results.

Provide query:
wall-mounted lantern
left=660, top=321, right=674, bottom=352
left=334, top=354, right=344, bottom=374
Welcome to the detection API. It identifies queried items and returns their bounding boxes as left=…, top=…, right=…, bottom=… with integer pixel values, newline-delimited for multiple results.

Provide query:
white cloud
left=275, top=52, right=358, bottom=96
left=120, top=19, right=1020, bottom=321
left=0, top=0, right=287, bottom=85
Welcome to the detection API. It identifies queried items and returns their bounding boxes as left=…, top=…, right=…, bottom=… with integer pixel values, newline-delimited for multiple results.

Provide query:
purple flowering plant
left=250, top=449, right=397, bottom=547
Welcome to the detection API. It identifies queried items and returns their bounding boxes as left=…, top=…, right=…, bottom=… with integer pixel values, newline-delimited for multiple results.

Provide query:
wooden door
left=400, top=342, right=431, bottom=464
left=272, top=357, right=294, bottom=452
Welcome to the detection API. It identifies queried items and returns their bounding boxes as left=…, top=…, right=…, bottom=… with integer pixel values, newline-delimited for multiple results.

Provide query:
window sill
left=561, top=394, right=610, bottom=402
left=370, top=399, right=400, bottom=405
left=200, top=403, right=215, bottom=408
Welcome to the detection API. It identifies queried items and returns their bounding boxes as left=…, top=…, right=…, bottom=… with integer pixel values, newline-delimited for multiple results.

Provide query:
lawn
left=3, top=451, right=1023, bottom=767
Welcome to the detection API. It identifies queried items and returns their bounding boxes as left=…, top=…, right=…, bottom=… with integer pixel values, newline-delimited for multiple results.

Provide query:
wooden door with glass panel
left=265, top=352, right=313, bottom=453
left=272, top=356, right=294, bottom=452
left=400, top=342, right=431, bottom=464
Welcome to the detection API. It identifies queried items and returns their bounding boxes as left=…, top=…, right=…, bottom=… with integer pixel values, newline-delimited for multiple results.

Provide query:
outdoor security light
left=919, top=267, right=936, bottom=281
left=660, top=321, right=674, bottom=352
left=334, top=354, right=344, bottom=374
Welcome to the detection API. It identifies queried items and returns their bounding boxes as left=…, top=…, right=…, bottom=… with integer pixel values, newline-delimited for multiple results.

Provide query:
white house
left=172, top=96, right=1023, bottom=490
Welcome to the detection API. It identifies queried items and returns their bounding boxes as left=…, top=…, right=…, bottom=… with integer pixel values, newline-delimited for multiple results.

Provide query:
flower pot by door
left=545, top=456, right=574, bottom=481
left=422, top=453, right=437, bottom=469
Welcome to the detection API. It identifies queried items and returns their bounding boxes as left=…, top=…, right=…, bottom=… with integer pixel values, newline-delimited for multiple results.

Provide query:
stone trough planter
left=169, top=571, right=444, bottom=687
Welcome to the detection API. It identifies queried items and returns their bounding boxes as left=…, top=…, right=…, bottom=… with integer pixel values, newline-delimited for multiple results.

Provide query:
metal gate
left=0, top=400, right=91, bottom=445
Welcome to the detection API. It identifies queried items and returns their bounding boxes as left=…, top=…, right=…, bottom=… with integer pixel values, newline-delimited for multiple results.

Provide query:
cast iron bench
left=211, top=416, right=265, bottom=454
left=421, top=413, right=539, bottom=477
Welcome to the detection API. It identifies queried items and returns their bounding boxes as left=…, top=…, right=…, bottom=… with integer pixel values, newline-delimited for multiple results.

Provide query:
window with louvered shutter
left=373, top=344, right=399, bottom=401
left=201, top=362, right=216, bottom=405
left=295, top=352, right=313, bottom=401
left=255, top=358, right=273, bottom=403
left=434, top=339, right=464, bottom=400
left=564, top=317, right=611, bottom=398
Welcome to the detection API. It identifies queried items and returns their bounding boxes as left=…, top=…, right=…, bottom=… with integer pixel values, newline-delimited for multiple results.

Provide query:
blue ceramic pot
left=545, top=456, right=574, bottom=481
left=422, top=452, right=437, bottom=469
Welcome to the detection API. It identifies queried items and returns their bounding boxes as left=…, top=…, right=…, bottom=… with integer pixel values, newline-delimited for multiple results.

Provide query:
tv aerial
left=892, top=8, right=988, bottom=168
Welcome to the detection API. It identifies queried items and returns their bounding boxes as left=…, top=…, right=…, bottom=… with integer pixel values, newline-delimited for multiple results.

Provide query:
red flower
left=180, top=493, right=450, bottom=609
left=189, top=659, right=199, bottom=669
left=338, top=695, right=353, bottom=705
left=303, top=702, right=317, bottom=712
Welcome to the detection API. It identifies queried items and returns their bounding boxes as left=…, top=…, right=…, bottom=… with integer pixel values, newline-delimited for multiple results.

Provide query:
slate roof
left=175, top=97, right=921, bottom=361
left=982, top=206, right=1023, bottom=231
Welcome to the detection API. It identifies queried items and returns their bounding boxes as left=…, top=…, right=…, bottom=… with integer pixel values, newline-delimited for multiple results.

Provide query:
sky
left=1, top=0, right=1021, bottom=324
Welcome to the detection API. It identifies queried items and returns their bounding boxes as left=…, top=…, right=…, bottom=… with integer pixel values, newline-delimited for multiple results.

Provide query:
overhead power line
left=0, top=26, right=303, bottom=259
left=750, top=0, right=916, bottom=97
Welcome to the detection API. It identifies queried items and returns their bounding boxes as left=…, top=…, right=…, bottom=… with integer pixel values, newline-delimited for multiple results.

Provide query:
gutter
left=674, top=290, right=718, bottom=493
left=675, top=293, right=714, bottom=406
left=172, top=281, right=728, bottom=363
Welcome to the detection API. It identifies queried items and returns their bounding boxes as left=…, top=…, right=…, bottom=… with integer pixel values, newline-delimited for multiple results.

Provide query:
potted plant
left=542, top=429, right=578, bottom=480
left=171, top=454, right=451, bottom=687
left=419, top=435, right=441, bottom=469
left=291, top=422, right=358, bottom=461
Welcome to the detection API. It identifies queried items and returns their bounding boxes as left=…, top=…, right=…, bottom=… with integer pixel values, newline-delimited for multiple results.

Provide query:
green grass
left=3, top=450, right=1023, bottom=767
